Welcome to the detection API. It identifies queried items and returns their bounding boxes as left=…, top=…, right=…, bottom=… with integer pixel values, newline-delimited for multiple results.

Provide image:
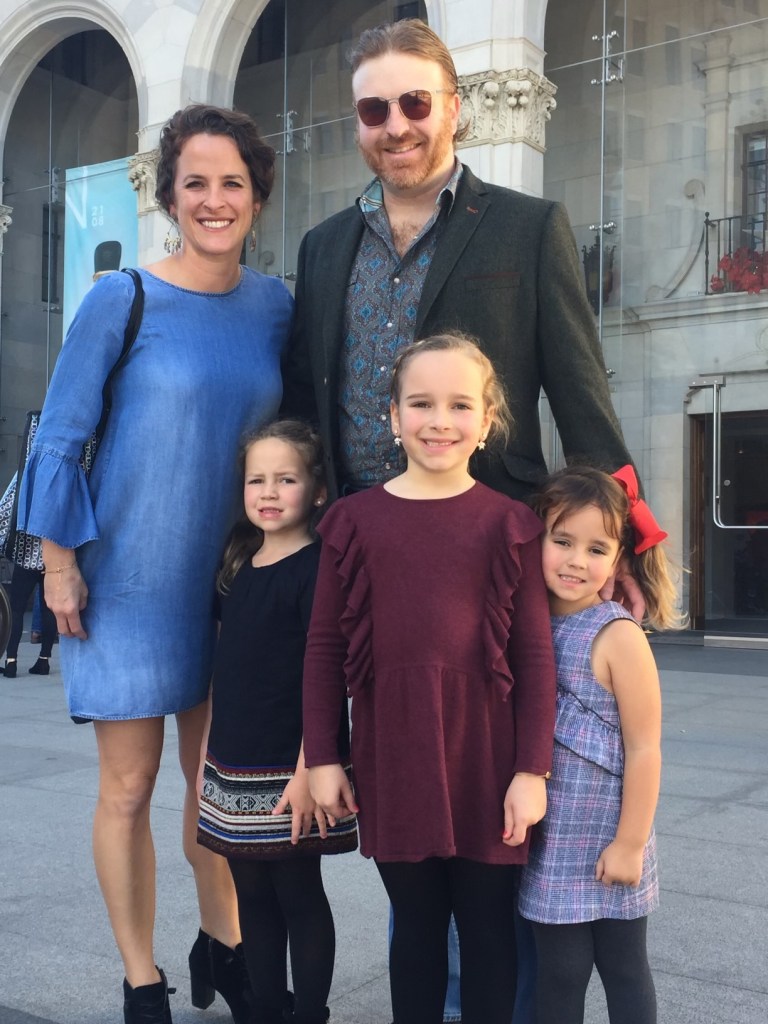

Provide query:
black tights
left=6, top=564, right=57, bottom=660
left=228, top=856, right=334, bottom=1024
left=376, top=857, right=518, bottom=1024
left=531, top=917, right=656, bottom=1024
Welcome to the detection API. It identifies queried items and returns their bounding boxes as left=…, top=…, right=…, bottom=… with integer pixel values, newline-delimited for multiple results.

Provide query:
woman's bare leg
left=177, top=701, right=240, bottom=947
left=92, top=717, right=165, bottom=987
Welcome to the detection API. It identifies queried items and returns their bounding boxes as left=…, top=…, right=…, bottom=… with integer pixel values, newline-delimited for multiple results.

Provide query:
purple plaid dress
left=519, top=602, right=659, bottom=923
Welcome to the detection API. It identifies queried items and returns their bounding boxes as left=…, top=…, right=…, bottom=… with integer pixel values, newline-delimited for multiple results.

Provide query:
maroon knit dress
left=303, top=483, right=556, bottom=865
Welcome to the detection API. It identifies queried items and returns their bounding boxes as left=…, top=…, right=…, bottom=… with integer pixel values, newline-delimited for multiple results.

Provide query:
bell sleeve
left=16, top=271, right=137, bottom=549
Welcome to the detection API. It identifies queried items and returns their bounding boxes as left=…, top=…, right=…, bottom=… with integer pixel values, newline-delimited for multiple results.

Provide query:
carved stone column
left=0, top=203, right=12, bottom=255
left=457, top=69, right=557, bottom=151
left=128, top=150, right=160, bottom=215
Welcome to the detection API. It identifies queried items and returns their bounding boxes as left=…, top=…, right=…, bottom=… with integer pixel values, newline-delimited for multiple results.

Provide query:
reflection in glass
left=234, top=0, right=427, bottom=287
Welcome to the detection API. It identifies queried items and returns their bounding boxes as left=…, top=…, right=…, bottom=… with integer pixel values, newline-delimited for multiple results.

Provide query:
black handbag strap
left=92, top=267, right=145, bottom=448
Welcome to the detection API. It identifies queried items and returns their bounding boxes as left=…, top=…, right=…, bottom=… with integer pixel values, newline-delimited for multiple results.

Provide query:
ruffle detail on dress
left=482, top=505, right=544, bottom=701
left=554, top=689, right=624, bottom=776
left=17, top=447, right=100, bottom=549
left=318, top=505, right=373, bottom=698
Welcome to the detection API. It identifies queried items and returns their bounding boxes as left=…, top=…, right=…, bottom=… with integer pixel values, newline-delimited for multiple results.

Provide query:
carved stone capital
left=458, top=69, right=558, bottom=151
left=128, top=150, right=160, bottom=215
left=0, top=203, right=12, bottom=255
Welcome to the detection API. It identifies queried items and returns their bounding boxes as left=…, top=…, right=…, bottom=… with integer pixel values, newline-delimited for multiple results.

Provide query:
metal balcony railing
left=705, top=213, right=767, bottom=295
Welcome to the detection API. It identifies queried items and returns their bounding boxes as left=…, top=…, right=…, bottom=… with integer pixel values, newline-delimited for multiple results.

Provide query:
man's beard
left=357, top=115, right=456, bottom=191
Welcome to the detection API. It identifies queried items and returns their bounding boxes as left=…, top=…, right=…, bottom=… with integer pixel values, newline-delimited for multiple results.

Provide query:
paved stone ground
left=1, top=637, right=767, bottom=1024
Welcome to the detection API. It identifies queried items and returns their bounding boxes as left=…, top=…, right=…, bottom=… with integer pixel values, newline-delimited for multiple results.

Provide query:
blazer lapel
left=416, top=165, right=490, bottom=335
left=318, top=209, right=365, bottom=371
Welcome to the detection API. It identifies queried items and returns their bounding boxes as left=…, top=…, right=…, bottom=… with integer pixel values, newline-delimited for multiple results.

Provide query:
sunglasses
left=354, top=89, right=452, bottom=127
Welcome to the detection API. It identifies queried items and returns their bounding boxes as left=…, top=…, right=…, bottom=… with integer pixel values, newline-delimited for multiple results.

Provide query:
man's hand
left=600, top=556, right=646, bottom=622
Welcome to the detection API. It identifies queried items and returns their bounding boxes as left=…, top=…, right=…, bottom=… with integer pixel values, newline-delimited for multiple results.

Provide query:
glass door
left=694, top=409, right=768, bottom=634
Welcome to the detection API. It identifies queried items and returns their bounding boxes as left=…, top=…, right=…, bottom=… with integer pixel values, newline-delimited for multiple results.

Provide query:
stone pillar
left=457, top=69, right=557, bottom=195
left=128, top=149, right=167, bottom=263
left=0, top=203, right=12, bottom=256
left=441, top=0, right=555, bottom=195
left=698, top=34, right=733, bottom=221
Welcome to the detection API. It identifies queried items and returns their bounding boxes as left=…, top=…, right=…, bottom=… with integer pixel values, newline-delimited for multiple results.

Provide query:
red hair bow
left=611, top=465, right=668, bottom=554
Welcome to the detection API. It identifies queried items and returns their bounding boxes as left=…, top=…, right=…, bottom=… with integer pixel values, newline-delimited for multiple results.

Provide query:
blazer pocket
left=463, top=271, right=521, bottom=291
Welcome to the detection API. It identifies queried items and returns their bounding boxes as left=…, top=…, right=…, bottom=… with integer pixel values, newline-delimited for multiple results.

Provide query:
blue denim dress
left=18, top=267, right=292, bottom=719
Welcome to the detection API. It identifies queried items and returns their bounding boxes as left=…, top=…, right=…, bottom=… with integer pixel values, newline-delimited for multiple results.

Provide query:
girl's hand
left=44, top=564, right=89, bottom=640
left=273, top=771, right=328, bottom=844
left=308, top=764, right=358, bottom=827
left=596, top=839, right=644, bottom=887
left=502, top=773, right=547, bottom=846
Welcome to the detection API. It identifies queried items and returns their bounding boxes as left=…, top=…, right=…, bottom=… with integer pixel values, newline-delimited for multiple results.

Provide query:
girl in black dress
left=198, top=420, right=357, bottom=1024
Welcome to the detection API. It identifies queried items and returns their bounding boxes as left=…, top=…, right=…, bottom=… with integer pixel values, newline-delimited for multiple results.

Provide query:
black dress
left=198, top=542, right=357, bottom=859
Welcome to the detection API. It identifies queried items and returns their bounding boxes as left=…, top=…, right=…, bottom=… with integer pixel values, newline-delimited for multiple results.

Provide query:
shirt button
left=393, top=277, right=400, bottom=284
left=386, top=322, right=393, bottom=328
left=380, top=414, right=387, bottom=421
left=380, top=365, right=386, bottom=372
left=385, top=462, right=391, bottom=470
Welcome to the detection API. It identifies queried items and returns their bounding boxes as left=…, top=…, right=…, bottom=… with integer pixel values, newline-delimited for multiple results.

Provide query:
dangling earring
left=393, top=435, right=402, bottom=447
left=249, top=215, right=259, bottom=254
left=477, top=436, right=487, bottom=451
left=164, top=220, right=182, bottom=255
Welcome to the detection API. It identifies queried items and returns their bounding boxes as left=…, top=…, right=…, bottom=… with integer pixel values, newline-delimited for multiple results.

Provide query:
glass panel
left=234, top=0, right=428, bottom=290
left=231, top=1, right=430, bottom=288
left=545, top=1, right=768, bottom=633
left=0, top=32, right=137, bottom=484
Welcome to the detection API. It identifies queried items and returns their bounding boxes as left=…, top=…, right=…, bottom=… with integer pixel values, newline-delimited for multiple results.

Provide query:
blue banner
left=63, top=157, right=138, bottom=337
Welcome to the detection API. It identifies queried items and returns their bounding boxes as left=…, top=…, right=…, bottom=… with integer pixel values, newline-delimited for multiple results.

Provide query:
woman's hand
left=596, top=839, right=644, bottom=887
left=308, top=764, right=358, bottom=827
left=42, top=541, right=88, bottom=639
left=502, top=773, right=547, bottom=846
left=44, top=565, right=89, bottom=639
left=273, top=770, right=328, bottom=844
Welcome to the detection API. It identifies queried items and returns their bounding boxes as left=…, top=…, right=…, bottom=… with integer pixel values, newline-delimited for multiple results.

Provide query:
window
left=742, top=127, right=768, bottom=250
left=42, top=203, right=62, bottom=305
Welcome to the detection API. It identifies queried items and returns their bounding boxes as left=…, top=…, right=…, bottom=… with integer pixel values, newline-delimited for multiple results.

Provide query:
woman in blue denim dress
left=18, top=105, right=292, bottom=1024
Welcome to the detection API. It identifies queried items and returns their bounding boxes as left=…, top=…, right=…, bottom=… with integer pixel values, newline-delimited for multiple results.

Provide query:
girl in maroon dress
left=302, top=334, right=557, bottom=1024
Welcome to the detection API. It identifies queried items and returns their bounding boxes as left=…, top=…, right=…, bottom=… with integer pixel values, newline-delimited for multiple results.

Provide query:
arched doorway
left=0, top=28, right=138, bottom=484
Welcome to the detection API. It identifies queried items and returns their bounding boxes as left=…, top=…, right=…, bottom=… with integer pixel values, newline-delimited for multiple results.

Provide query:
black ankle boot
left=123, top=967, right=174, bottom=1024
left=282, top=1008, right=330, bottom=1024
left=29, top=657, right=50, bottom=675
left=3, top=659, right=17, bottom=678
left=189, top=929, right=253, bottom=1024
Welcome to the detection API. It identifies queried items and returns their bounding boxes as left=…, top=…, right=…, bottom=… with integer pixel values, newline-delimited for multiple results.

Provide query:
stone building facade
left=1, top=0, right=767, bottom=636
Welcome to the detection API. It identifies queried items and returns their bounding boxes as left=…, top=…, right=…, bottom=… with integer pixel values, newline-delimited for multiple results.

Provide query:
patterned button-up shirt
left=338, top=162, right=462, bottom=490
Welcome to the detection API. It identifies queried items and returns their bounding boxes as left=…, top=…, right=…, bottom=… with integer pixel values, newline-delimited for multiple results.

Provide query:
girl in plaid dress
left=519, top=466, right=681, bottom=1024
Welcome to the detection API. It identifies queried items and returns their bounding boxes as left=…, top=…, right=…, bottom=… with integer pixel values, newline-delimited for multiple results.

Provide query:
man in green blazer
left=283, top=19, right=635, bottom=1022
left=281, top=19, right=631, bottom=503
